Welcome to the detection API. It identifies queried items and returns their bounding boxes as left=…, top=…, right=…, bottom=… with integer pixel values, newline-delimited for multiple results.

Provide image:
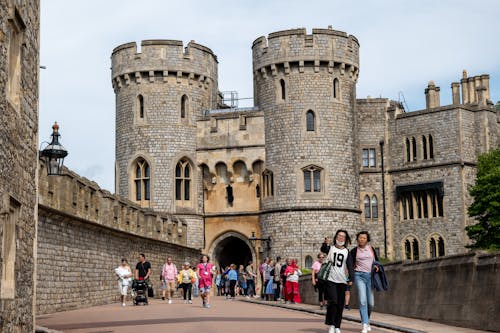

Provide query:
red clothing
left=285, top=281, right=301, bottom=303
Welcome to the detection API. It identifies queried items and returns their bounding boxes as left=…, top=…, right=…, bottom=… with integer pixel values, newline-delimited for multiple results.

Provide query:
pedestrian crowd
left=114, top=229, right=387, bottom=333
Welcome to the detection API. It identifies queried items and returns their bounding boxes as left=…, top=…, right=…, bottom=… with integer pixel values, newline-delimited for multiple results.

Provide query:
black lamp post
left=40, top=122, right=68, bottom=175
left=379, top=139, right=387, bottom=258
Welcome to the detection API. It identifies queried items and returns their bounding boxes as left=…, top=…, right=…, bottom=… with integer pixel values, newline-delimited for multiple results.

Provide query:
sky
left=39, top=0, right=500, bottom=192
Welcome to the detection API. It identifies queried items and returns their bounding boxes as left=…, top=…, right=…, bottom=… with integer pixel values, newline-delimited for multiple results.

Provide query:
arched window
left=438, top=236, right=445, bottom=256
left=422, top=136, right=428, bottom=160
left=371, top=195, right=378, bottom=218
left=305, top=255, right=313, bottom=269
left=233, top=161, right=248, bottom=182
left=138, top=95, right=144, bottom=118
left=429, top=234, right=445, bottom=258
left=406, top=138, right=411, bottom=162
left=280, top=79, right=286, bottom=101
left=303, top=165, right=322, bottom=192
left=429, top=238, right=437, bottom=258
left=429, top=134, right=434, bottom=159
left=215, top=162, right=228, bottom=184
left=181, top=95, right=188, bottom=119
left=133, top=158, right=150, bottom=205
left=404, top=236, right=419, bottom=260
left=412, top=137, right=417, bottom=161
left=306, top=110, right=315, bottom=132
left=333, top=78, right=340, bottom=99
left=175, top=159, right=191, bottom=201
left=364, top=195, right=371, bottom=218
left=262, top=169, right=274, bottom=197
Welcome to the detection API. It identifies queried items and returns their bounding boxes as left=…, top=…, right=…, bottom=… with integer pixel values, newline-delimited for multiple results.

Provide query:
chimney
left=451, top=82, right=461, bottom=105
left=461, top=70, right=469, bottom=104
left=425, top=81, right=440, bottom=109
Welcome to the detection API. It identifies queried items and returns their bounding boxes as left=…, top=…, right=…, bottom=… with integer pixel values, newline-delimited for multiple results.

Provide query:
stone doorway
left=209, top=232, right=255, bottom=271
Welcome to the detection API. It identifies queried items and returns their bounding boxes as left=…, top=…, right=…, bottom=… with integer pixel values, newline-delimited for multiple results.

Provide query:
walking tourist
left=264, top=259, right=274, bottom=301
left=245, top=260, right=256, bottom=297
left=215, top=269, right=222, bottom=296
left=280, top=258, right=290, bottom=300
left=284, top=259, right=302, bottom=304
left=351, top=231, right=379, bottom=333
left=161, top=257, right=178, bottom=303
left=324, top=230, right=354, bottom=333
left=177, top=261, right=195, bottom=304
left=237, top=264, right=248, bottom=296
left=311, top=253, right=326, bottom=309
left=259, top=257, right=270, bottom=298
left=115, top=258, right=133, bottom=307
left=135, top=254, right=152, bottom=289
left=273, top=257, right=282, bottom=301
left=196, top=255, right=215, bottom=308
left=225, top=264, right=238, bottom=299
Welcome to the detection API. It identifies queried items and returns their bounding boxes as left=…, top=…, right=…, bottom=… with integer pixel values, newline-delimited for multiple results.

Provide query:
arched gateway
left=208, top=232, right=256, bottom=270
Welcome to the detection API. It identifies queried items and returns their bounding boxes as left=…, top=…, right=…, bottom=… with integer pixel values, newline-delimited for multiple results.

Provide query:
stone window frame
left=262, top=169, right=274, bottom=199
left=304, top=255, right=313, bottom=269
left=298, top=164, right=326, bottom=199
left=402, top=235, right=420, bottom=261
left=361, top=147, right=377, bottom=168
left=275, top=76, right=288, bottom=104
left=175, top=158, right=192, bottom=203
left=233, top=160, right=249, bottom=183
left=404, top=137, right=418, bottom=163
left=0, top=194, right=21, bottom=299
left=180, top=94, right=189, bottom=124
left=428, top=233, right=445, bottom=258
left=362, top=193, right=379, bottom=223
left=130, top=156, right=151, bottom=208
left=333, top=77, right=341, bottom=101
left=6, top=7, right=26, bottom=113
left=134, top=94, right=146, bottom=125
left=302, top=109, right=320, bottom=137
left=398, top=189, right=444, bottom=221
left=215, top=162, right=229, bottom=184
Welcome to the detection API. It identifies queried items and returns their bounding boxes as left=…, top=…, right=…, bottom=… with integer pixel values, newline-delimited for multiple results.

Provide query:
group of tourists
left=114, top=229, right=386, bottom=333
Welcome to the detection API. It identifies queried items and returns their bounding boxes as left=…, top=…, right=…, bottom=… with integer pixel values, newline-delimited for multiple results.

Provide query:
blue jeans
left=355, top=271, right=374, bottom=324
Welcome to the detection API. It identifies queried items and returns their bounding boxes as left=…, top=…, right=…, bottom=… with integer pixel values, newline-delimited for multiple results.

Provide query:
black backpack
left=270, top=268, right=275, bottom=276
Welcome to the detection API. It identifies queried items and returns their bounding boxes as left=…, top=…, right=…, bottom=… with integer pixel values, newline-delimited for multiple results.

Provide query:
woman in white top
left=324, top=230, right=354, bottom=333
left=115, top=258, right=133, bottom=306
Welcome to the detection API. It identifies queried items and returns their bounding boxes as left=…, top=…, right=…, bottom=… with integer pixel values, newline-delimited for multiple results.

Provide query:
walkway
left=36, top=297, right=490, bottom=333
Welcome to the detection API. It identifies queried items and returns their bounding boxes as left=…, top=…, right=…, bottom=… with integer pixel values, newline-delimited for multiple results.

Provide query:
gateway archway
left=209, top=232, right=255, bottom=270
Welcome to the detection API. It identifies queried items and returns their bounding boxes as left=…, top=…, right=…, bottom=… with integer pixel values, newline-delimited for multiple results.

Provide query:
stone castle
left=111, top=26, right=499, bottom=268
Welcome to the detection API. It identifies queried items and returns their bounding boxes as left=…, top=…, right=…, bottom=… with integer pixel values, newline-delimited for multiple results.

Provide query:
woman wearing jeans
left=350, top=231, right=379, bottom=333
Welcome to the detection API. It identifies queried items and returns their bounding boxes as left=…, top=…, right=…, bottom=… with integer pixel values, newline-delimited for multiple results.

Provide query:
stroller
left=132, top=279, right=148, bottom=305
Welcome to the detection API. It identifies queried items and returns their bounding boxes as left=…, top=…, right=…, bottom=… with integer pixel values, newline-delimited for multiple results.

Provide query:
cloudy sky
left=39, top=0, right=500, bottom=192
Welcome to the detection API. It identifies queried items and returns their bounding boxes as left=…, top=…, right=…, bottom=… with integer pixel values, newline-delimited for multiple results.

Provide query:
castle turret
left=111, top=40, right=219, bottom=248
left=252, top=27, right=361, bottom=263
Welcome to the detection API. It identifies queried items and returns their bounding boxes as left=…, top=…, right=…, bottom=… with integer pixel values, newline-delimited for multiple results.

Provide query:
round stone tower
left=252, top=27, right=361, bottom=263
left=111, top=40, right=218, bottom=247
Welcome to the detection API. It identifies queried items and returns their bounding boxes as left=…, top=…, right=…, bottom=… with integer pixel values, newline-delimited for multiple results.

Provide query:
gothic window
left=438, top=236, right=445, bottom=256
left=305, top=255, right=313, bottom=269
left=175, top=159, right=191, bottom=201
left=280, top=79, right=286, bottom=101
left=399, top=188, right=443, bottom=220
left=429, top=234, right=445, bottom=258
left=429, top=134, right=434, bottom=159
left=404, top=236, right=419, bottom=260
left=371, top=195, right=378, bottom=218
left=364, top=195, right=371, bottom=218
left=138, top=95, right=144, bottom=119
left=306, top=110, right=315, bottom=132
left=262, top=169, right=274, bottom=197
left=181, top=94, right=188, bottom=119
left=406, top=138, right=411, bottom=162
left=215, top=162, right=228, bottom=184
left=333, top=78, right=340, bottom=99
left=133, top=158, right=150, bottom=206
left=422, top=136, right=428, bottom=160
left=401, top=194, right=408, bottom=220
left=430, top=238, right=437, bottom=258
left=303, top=165, right=322, bottom=193
left=412, top=137, right=417, bottom=161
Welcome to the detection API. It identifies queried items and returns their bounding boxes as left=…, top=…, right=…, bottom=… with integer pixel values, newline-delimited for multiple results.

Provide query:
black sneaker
left=344, top=305, right=350, bottom=310
left=162, top=297, right=165, bottom=301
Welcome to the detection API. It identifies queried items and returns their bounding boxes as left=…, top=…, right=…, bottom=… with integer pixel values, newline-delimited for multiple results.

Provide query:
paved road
left=37, top=298, right=396, bottom=333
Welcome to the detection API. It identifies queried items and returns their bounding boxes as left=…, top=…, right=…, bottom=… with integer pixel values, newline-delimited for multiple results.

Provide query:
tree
left=466, top=147, right=500, bottom=249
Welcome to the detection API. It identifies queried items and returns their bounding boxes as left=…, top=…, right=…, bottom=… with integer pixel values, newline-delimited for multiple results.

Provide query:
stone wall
left=300, top=252, right=500, bottom=332
left=0, top=1, right=39, bottom=332
left=36, top=162, right=200, bottom=314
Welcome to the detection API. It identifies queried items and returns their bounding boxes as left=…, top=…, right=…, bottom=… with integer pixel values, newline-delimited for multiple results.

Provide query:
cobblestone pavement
left=36, top=297, right=398, bottom=333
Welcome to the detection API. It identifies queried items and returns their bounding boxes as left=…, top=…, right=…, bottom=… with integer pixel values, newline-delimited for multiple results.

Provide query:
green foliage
left=466, top=147, right=500, bottom=250
left=301, top=268, right=312, bottom=275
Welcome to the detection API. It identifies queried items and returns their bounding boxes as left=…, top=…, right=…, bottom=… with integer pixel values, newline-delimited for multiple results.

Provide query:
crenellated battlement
left=252, top=27, right=359, bottom=80
left=38, top=159, right=189, bottom=246
left=111, top=39, right=218, bottom=90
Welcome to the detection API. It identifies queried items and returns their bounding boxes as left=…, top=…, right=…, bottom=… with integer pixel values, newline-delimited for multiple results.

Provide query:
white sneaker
left=366, top=325, right=371, bottom=332
left=168, top=299, right=172, bottom=304
left=328, top=326, right=335, bottom=333
left=122, top=303, right=126, bottom=307
left=188, top=300, right=192, bottom=304
left=361, top=324, right=368, bottom=333
left=335, top=329, right=341, bottom=333
left=184, top=300, right=188, bottom=304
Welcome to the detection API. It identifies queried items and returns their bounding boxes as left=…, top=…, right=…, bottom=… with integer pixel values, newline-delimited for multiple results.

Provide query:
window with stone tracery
left=262, top=169, right=274, bottom=197
left=302, top=165, right=322, bottom=193
left=133, top=158, right=150, bottom=207
left=175, top=159, right=191, bottom=201
left=404, top=236, right=419, bottom=261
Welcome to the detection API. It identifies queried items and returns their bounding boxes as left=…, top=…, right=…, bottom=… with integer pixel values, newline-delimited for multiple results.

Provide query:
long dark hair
left=334, top=229, right=351, bottom=247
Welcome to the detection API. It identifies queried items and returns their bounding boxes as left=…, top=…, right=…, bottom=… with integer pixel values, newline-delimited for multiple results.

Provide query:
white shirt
left=115, top=266, right=132, bottom=286
left=326, top=246, right=349, bottom=284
